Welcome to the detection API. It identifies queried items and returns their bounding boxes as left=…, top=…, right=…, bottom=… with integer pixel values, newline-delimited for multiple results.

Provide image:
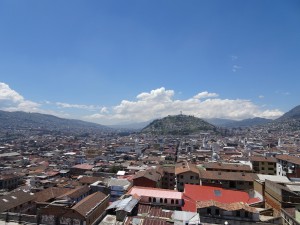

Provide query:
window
left=261, top=167, right=265, bottom=170
left=171, top=199, right=174, bottom=204
left=190, top=176, right=194, bottom=179
left=180, top=175, right=183, bottom=179
left=164, top=199, right=167, bottom=203
left=160, top=198, right=163, bottom=203
left=207, top=208, right=211, bottom=215
left=176, top=200, right=179, bottom=204
left=236, top=211, right=240, bottom=217
left=153, top=198, right=156, bottom=203
left=215, top=209, right=220, bottom=215
left=245, top=211, right=249, bottom=218
left=214, top=190, right=222, bottom=196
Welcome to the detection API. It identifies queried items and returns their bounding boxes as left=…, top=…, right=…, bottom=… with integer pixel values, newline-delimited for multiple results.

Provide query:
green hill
left=141, top=114, right=216, bottom=135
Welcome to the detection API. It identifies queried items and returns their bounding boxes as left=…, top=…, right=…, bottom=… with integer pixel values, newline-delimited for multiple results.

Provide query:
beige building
left=175, top=162, right=200, bottom=192
left=250, top=156, right=277, bottom=175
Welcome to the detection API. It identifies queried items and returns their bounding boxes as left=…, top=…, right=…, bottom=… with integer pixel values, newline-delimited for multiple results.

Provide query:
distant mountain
left=108, top=120, right=153, bottom=130
left=224, top=117, right=273, bottom=128
left=204, top=118, right=236, bottom=127
left=204, top=117, right=272, bottom=128
left=0, top=110, right=112, bottom=135
left=141, top=114, right=216, bottom=135
left=260, top=105, right=300, bottom=131
left=277, top=105, right=300, bottom=121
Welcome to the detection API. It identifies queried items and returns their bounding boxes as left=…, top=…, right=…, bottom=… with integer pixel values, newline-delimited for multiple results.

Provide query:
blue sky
left=0, top=1, right=299, bottom=125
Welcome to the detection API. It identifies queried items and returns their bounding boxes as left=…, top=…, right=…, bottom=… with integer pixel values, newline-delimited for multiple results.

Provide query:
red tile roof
left=276, top=155, right=300, bottom=165
left=72, top=164, right=94, bottom=170
left=72, top=191, right=108, bottom=217
left=196, top=200, right=258, bottom=213
left=203, top=162, right=252, bottom=171
left=175, top=162, right=199, bottom=175
left=199, top=170, right=257, bottom=182
left=250, top=156, right=276, bottom=163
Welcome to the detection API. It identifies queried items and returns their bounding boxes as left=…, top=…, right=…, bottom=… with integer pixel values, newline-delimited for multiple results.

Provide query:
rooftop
left=128, top=186, right=182, bottom=200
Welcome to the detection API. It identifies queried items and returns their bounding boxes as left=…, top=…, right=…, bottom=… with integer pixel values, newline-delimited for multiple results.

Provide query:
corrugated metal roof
left=172, top=211, right=200, bottom=225
left=107, top=196, right=139, bottom=212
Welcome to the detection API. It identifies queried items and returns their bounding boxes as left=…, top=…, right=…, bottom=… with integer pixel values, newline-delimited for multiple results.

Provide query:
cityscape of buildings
left=1, top=1, right=299, bottom=225
left=0, top=112, right=300, bottom=225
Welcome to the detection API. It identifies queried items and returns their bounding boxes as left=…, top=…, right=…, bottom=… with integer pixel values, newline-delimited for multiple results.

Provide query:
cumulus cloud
left=0, top=83, right=284, bottom=125
left=85, top=87, right=283, bottom=125
left=258, top=95, right=264, bottom=99
left=194, top=91, right=219, bottom=99
left=0, top=82, right=40, bottom=112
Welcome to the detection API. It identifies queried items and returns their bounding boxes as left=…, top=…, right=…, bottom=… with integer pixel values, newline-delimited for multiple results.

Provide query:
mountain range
left=205, top=117, right=273, bottom=128
left=0, top=110, right=112, bottom=135
left=0, top=104, right=300, bottom=136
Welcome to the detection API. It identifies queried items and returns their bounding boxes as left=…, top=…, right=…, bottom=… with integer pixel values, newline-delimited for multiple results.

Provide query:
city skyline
left=0, top=1, right=299, bottom=125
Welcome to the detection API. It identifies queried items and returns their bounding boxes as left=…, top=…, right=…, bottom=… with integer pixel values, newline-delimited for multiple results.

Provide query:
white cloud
left=0, top=82, right=40, bottom=112
left=231, top=55, right=238, bottom=61
left=194, top=91, right=219, bottom=99
left=232, top=65, right=242, bottom=72
left=56, top=102, right=100, bottom=111
left=100, top=107, right=109, bottom=113
left=259, top=95, right=264, bottom=99
left=0, top=83, right=284, bottom=125
left=85, top=87, right=283, bottom=125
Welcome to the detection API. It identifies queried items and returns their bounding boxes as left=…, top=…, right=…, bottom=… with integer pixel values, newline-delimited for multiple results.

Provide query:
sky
left=0, top=0, right=299, bottom=125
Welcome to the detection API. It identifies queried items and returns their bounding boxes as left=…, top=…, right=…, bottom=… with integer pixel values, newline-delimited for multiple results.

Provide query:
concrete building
left=175, top=162, right=200, bottom=192
left=250, top=156, right=277, bottom=175
left=127, top=186, right=183, bottom=208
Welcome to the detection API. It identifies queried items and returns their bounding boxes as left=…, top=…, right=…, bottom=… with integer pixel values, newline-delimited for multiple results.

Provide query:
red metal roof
left=182, top=184, right=261, bottom=212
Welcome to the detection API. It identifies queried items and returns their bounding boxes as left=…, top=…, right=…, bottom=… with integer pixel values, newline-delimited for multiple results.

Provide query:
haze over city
left=0, top=1, right=299, bottom=125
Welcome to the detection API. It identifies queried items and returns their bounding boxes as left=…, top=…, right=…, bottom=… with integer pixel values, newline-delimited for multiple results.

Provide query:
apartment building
left=250, top=156, right=277, bottom=175
left=175, top=162, right=200, bottom=192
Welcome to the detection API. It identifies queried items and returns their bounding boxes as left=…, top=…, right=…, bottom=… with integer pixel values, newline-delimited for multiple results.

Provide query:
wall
left=140, top=196, right=182, bottom=207
left=176, top=171, right=200, bottom=192
left=0, top=212, right=37, bottom=224
left=264, top=180, right=282, bottom=216
left=254, top=180, right=264, bottom=196
left=133, top=177, right=157, bottom=188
